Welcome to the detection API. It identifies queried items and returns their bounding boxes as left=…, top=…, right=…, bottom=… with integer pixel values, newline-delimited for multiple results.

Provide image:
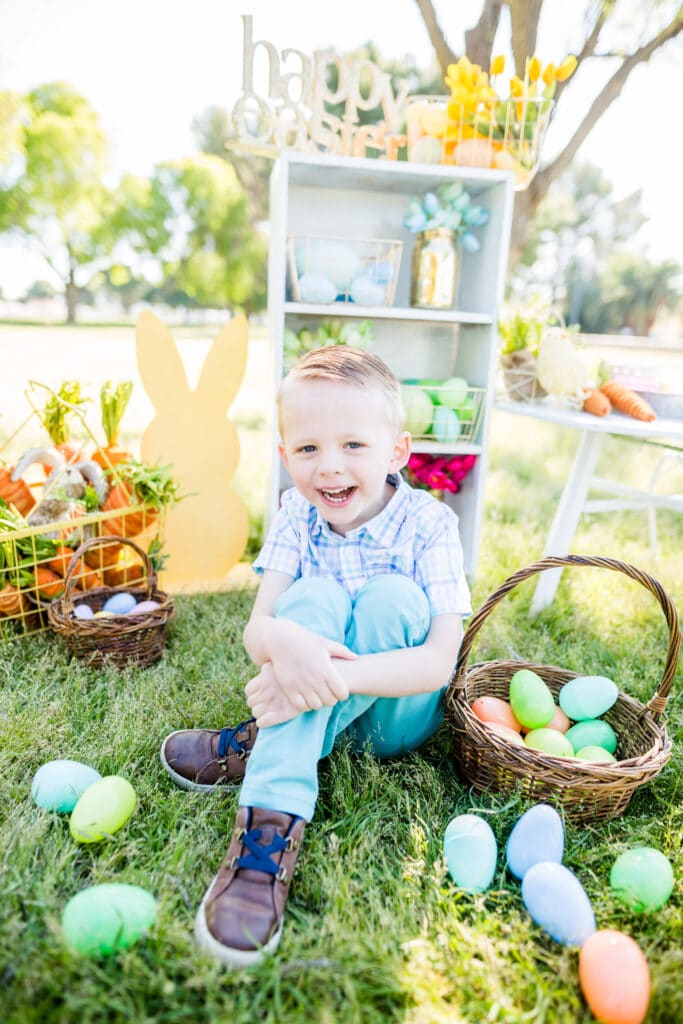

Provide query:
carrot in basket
left=32, top=567, right=65, bottom=598
left=47, top=544, right=76, bottom=577
left=582, top=388, right=611, bottom=417
left=599, top=381, right=656, bottom=421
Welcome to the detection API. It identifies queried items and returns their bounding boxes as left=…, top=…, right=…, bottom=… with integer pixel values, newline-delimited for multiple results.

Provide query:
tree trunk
left=65, top=278, right=79, bottom=324
left=464, top=0, right=504, bottom=69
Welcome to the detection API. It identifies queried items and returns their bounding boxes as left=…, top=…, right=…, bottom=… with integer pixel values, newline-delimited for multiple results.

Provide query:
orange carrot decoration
left=582, top=388, right=611, bottom=417
left=599, top=381, right=656, bottom=422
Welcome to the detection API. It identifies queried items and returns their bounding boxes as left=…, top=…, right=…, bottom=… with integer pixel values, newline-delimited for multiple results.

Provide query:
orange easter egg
left=579, top=930, right=650, bottom=1024
left=471, top=696, right=522, bottom=732
left=521, top=704, right=571, bottom=735
left=485, top=722, right=525, bottom=745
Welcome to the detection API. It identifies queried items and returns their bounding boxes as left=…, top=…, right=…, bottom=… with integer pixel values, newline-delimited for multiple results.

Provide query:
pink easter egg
left=128, top=600, right=161, bottom=615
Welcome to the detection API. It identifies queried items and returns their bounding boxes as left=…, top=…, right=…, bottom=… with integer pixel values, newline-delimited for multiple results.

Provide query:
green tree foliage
left=579, top=253, right=681, bottom=336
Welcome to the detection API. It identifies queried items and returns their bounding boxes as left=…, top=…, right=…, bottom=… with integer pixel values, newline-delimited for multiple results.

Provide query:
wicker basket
left=48, top=536, right=175, bottom=668
left=445, top=555, right=681, bottom=823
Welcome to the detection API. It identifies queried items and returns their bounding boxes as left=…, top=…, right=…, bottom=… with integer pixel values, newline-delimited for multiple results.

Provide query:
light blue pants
left=239, top=575, right=445, bottom=821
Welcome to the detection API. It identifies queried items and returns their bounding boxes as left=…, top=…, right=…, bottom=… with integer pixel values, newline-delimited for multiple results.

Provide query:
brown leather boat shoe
left=160, top=719, right=257, bottom=792
left=195, top=806, right=305, bottom=967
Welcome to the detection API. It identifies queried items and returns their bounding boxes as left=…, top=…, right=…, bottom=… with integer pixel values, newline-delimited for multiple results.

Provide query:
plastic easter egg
left=103, top=592, right=137, bottom=616
left=485, top=722, right=525, bottom=745
left=294, top=239, right=361, bottom=292
left=610, top=847, right=674, bottom=912
left=61, top=883, right=157, bottom=957
left=438, top=376, right=469, bottom=410
left=575, top=745, right=617, bottom=764
left=410, top=135, right=443, bottom=165
left=559, top=675, right=618, bottom=721
left=73, top=603, right=94, bottom=620
left=509, top=670, right=555, bottom=730
left=401, top=386, right=434, bottom=436
left=69, top=776, right=136, bottom=843
left=452, top=138, right=495, bottom=169
left=521, top=703, right=571, bottom=735
left=366, top=259, right=395, bottom=285
left=128, top=599, right=161, bottom=615
left=579, top=930, right=650, bottom=1024
left=418, top=378, right=445, bottom=403
left=521, top=862, right=596, bottom=946
left=432, top=405, right=461, bottom=444
left=298, top=272, right=336, bottom=305
left=443, top=814, right=497, bottom=892
left=31, top=759, right=102, bottom=813
left=566, top=719, right=617, bottom=755
left=471, top=696, right=521, bottom=732
left=93, top=611, right=116, bottom=619
left=349, top=275, right=386, bottom=306
left=506, top=804, right=564, bottom=880
left=524, top=728, right=574, bottom=758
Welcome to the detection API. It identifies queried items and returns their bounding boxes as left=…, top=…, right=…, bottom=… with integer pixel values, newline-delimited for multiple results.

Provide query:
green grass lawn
left=1, top=414, right=682, bottom=1024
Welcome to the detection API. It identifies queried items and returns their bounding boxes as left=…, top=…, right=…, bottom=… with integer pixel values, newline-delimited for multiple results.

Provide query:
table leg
left=530, top=431, right=605, bottom=615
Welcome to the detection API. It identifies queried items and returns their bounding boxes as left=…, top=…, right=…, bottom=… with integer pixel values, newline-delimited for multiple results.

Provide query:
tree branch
left=553, top=1, right=611, bottom=108
left=413, top=0, right=457, bottom=71
left=464, top=0, right=504, bottom=69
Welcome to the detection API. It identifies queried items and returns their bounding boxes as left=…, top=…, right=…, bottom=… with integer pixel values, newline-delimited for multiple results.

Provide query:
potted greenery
left=498, top=305, right=548, bottom=402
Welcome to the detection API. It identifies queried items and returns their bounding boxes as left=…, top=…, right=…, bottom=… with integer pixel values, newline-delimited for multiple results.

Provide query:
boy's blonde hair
left=278, top=346, right=404, bottom=433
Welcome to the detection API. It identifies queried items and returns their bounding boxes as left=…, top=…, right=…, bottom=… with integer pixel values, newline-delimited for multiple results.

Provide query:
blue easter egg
left=297, top=272, right=336, bottom=304
left=73, top=603, right=94, bottom=620
left=31, top=759, right=102, bottom=813
left=566, top=719, right=617, bottom=755
left=349, top=276, right=387, bottom=306
left=522, top=862, right=596, bottom=946
left=506, top=804, right=564, bottom=880
left=433, top=405, right=461, bottom=444
left=559, top=676, right=618, bottom=721
left=443, top=814, right=497, bottom=892
left=294, top=239, right=361, bottom=292
left=367, top=259, right=395, bottom=285
left=103, top=592, right=138, bottom=616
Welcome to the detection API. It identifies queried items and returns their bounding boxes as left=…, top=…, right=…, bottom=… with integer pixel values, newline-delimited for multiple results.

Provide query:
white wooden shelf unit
left=266, top=151, right=514, bottom=579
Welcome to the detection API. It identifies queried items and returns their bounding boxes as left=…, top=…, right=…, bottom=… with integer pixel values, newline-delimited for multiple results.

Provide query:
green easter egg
left=61, top=883, right=157, bottom=956
left=69, top=775, right=136, bottom=843
left=524, top=728, right=574, bottom=757
left=400, top=385, right=434, bottom=436
left=509, top=669, right=555, bottom=730
left=454, top=394, right=475, bottom=422
left=432, top=405, right=461, bottom=444
left=438, top=376, right=469, bottom=409
left=559, top=675, right=618, bottom=721
left=610, top=847, right=674, bottom=912
left=566, top=719, right=618, bottom=755
left=574, top=745, right=617, bottom=763
left=418, top=378, right=445, bottom=403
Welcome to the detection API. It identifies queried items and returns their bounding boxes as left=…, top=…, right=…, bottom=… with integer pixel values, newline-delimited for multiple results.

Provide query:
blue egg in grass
left=298, top=272, right=337, bottom=305
left=522, top=862, right=596, bottom=946
left=506, top=804, right=564, bottom=880
left=559, top=675, right=618, bottom=721
left=102, top=592, right=138, bottom=616
left=443, top=814, right=497, bottom=892
left=31, top=760, right=102, bottom=813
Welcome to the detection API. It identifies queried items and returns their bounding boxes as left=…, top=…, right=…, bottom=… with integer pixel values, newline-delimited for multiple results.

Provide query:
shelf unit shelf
left=266, top=151, right=515, bottom=579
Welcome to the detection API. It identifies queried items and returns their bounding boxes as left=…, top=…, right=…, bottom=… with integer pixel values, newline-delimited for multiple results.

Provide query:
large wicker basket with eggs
left=48, top=536, right=175, bottom=668
left=445, top=555, right=680, bottom=823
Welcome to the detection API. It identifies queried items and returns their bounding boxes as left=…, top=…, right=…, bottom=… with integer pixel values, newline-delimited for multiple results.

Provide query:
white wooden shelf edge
left=284, top=301, right=493, bottom=325
left=411, top=441, right=483, bottom=455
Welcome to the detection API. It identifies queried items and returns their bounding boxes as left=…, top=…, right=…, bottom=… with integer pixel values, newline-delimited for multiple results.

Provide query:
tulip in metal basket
left=48, top=536, right=175, bottom=668
left=445, top=555, right=680, bottom=823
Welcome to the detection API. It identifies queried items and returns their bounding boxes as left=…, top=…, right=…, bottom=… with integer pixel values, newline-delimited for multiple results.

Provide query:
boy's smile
left=278, top=378, right=411, bottom=535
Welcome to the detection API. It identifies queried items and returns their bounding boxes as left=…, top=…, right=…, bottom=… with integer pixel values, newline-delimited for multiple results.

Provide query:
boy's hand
left=246, top=663, right=307, bottom=728
left=262, top=624, right=355, bottom=712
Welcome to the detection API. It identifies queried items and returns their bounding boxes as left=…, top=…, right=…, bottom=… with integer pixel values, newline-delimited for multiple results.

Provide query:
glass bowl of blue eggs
left=287, top=236, right=403, bottom=307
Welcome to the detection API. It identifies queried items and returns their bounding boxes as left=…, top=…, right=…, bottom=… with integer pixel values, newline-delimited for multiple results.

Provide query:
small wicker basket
left=48, top=536, right=175, bottom=668
left=445, top=555, right=681, bottom=823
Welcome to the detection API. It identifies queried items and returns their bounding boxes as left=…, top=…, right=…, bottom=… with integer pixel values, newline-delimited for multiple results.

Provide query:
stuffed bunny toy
left=136, top=311, right=249, bottom=585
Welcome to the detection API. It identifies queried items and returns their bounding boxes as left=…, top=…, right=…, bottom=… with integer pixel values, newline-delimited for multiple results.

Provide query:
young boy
left=160, top=346, right=472, bottom=967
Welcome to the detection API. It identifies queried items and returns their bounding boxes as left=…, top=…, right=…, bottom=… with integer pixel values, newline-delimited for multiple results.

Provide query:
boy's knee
left=355, top=574, right=430, bottom=619
left=275, top=577, right=352, bottom=643
left=349, top=574, right=430, bottom=653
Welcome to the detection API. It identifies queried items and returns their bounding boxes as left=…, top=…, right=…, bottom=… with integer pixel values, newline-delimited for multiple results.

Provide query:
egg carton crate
left=400, top=382, right=486, bottom=444
left=287, top=235, right=403, bottom=307
left=0, top=505, right=163, bottom=639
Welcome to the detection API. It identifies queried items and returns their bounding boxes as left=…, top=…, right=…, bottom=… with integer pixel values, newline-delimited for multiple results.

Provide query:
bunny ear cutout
left=196, top=315, right=249, bottom=409
left=136, top=310, right=189, bottom=408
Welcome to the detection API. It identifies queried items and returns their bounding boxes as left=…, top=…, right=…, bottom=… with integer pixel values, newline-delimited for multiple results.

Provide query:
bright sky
left=1, top=0, right=681, bottom=297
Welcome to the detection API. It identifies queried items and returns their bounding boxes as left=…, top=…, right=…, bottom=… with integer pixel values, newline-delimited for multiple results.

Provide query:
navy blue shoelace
left=237, top=828, right=288, bottom=875
left=216, top=718, right=255, bottom=759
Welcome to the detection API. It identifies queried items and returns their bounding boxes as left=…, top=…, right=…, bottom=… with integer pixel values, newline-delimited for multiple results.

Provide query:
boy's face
left=278, top=378, right=410, bottom=536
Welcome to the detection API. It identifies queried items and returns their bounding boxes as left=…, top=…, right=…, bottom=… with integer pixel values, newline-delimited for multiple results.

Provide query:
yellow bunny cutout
left=136, top=310, right=249, bottom=585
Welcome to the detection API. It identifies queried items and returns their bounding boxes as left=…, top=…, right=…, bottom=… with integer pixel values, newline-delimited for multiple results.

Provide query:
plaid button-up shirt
left=253, top=474, right=471, bottom=618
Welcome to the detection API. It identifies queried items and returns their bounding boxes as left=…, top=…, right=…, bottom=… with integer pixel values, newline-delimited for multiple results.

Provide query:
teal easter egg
left=103, top=592, right=137, bottom=615
left=506, top=804, right=564, bottom=880
left=73, top=603, right=94, bottom=620
left=61, top=883, right=157, bottom=956
left=349, top=275, right=386, bottom=306
left=294, top=239, right=361, bottom=292
left=69, top=776, right=136, bottom=843
left=438, top=376, right=469, bottom=409
left=522, top=862, right=596, bottom=946
left=509, top=670, right=555, bottom=730
left=575, top=745, right=617, bottom=763
left=610, top=847, right=674, bottom=912
left=31, top=759, right=102, bottom=813
left=432, top=405, right=461, bottom=444
left=524, top=728, right=574, bottom=757
left=559, top=675, right=618, bottom=721
left=566, top=719, right=617, bottom=755
left=401, top=386, right=434, bottom=436
left=298, top=272, right=336, bottom=304
left=443, top=814, right=497, bottom=892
